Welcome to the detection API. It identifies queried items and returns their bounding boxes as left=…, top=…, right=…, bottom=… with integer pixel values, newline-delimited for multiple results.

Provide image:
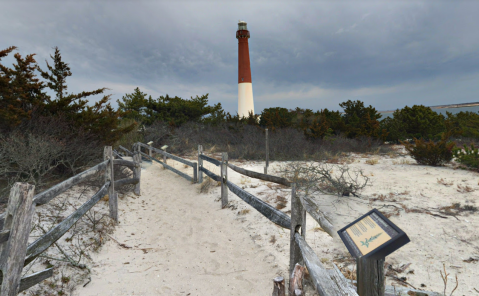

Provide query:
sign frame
left=337, top=208, right=410, bottom=260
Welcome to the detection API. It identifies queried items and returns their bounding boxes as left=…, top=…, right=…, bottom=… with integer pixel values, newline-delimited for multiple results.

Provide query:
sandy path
left=80, top=159, right=280, bottom=296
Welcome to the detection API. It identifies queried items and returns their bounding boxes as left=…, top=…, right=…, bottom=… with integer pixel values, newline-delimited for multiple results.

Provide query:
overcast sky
left=2, top=0, right=479, bottom=114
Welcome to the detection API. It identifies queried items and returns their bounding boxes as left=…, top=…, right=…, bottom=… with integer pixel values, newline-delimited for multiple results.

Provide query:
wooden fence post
left=289, top=183, right=306, bottom=276
left=133, top=145, right=141, bottom=196
left=289, top=263, right=305, bottom=296
left=0, top=183, right=35, bottom=296
left=221, top=152, right=228, bottom=208
left=137, top=143, right=142, bottom=164
left=163, top=147, right=167, bottom=164
left=198, top=145, right=203, bottom=184
left=193, top=163, right=198, bottom=183
left=148, top=142, right=153, bottom=157
left=357, top=256, right=385, bottom=296
left=272, top=276, right=285, bottom=296
left=104, top=146, right=118, bottom=223
left=264, top=128, right=269, bottom=174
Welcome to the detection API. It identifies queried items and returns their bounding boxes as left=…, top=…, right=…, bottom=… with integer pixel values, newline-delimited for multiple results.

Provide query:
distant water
left=378, top=105, right=479, bottom=119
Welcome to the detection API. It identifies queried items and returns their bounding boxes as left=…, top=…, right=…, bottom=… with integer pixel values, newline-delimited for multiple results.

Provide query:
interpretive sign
left=337, top=208, right=410, bottom=260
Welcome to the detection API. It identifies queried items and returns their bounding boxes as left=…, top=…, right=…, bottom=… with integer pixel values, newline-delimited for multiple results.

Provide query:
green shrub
left=401, top=135, right=455, bottom=166
left=453, top=143, right=479, bottom=170
left=259, top=107, right=294, bottom=130
left=446, top=111, right=479, bottom=139
left=339, top=100, right=386, bottom=140
left=384, top=105, right=445, bottom=143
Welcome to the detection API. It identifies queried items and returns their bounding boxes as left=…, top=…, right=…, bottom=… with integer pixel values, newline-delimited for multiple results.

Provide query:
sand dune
left=21, top=146, right=479, bottom=295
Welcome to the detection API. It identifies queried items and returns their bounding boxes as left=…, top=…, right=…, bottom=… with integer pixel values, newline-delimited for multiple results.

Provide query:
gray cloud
left=1, top=0, right=478, bottom=115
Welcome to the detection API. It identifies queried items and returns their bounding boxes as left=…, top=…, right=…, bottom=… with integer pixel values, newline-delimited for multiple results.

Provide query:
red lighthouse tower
left=237, top=20, right=254, bottom=118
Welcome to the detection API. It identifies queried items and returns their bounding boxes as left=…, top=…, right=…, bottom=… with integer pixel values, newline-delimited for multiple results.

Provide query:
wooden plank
left=289, top=263, right=305, bottom=295
left=198, top=145, right=203, bottom=183
left=114, top=177, right=140, bottom=188
left=113, top=159, right=140, bottom=168
left=24, top=182, right=109, bottom=267
left=0, top=230, right=10, bottom=244
left=142, top=151, right=194, bottom=182
left=193, top=163, right=198, bottom=183
left=133, top=148, right=141, bottom=196
left=298, top=193, right=337, bottom=239
left=200, top=167, right=221, bottom=182
left=357, top=256, right=385, bottom=296
left=119, top=145, right=134, bottom=156
left=0, top=212, right=4, bottom=230
left=112, top=149, right=123, bottom=159
left=294, top=233, right=358, bottom=296
left=327, top=264, right=359, bottom=295
left=17, top=267, right=54, bottom=293
left=200, top=154, right=221, bottom=166
left=265, top=128, right=269, bottom=174
left=221, top=153, right=228, bottom=208
left=225, top=180, right=291, bottom=229
left=136, top=143, right=142, bottom=164
left=137, top=142, right=195, bottom=167
left=227, top=163, right=291, bottom=187
left=290, top=183, right=306, bottom=276
left=105, top=147, right=118, bottom=223
left=272, top=276, right=285, bottom=296
left=33, top=160, right=109, bottom=206
left=0, top=183, right=36, bottom=296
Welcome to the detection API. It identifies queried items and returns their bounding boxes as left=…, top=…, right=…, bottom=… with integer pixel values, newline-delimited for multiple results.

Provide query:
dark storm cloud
left=1, top=1, right=479, bottom=114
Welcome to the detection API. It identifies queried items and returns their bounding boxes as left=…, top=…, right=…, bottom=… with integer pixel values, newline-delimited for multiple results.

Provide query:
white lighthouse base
left=238, top=82, right=254, bottom=118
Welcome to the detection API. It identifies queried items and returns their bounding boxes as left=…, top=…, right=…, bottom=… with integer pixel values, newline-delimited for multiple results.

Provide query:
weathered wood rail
left=0, top=146, right=140, bottom=295
left=196, top=146, right=439, bottom=296
left=135, top=142, right=197, bottom=183
left=119, top=145, right=134, bottom=157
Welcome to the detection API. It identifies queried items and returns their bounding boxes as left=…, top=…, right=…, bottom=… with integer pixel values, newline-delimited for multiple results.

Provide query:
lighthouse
left=237, top=20, right=254, bottom=118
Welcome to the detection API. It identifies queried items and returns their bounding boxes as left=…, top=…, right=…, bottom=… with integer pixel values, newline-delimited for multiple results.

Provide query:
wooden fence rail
left=119, top=145, right=134, bottom=156
left=136, top=142, right=197, bottom=183
left=136, top=142, right=196, bottom=167
left=225, top=180, right=291, bottom=229
left=0, top=146, right=140, bottom=295
left=113, top=149, right=123, bottom=159
left=24, top=182, right=110, bottom=266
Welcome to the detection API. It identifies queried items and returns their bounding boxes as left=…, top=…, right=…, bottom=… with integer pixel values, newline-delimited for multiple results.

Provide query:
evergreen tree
left=386, top=105, right=445, bottom=141
left=0, top=46, right=49, bottom=131
left=339, top=100, right=386, bottom=139
left=259, top=107, right=294, bottom=130
left=202, top=107, right=226, bottom=126
left=146, top=93, right=223, bottom=127
left=117, top=87, right=155, bottom=125
left=446, top=111, right=479, bottom=139
left=36, top=46, right=136, bottom=146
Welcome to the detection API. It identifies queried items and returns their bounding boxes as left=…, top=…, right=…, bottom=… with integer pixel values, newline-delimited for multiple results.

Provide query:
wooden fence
left=120, top=143, right=198, bottom=183
left=0, top=140, right=441, bottom=295
left=0, top=146, right=140, bottom=295
left=196, top=145, right=441, bottom=296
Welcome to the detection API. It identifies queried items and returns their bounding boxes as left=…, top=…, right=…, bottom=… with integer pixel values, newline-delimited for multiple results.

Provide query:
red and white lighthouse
left=236, top=20, right=254, bottom=118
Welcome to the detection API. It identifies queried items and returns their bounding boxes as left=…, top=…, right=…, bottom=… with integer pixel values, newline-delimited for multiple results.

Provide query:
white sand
left=21, top=146, right=479, bottom=295
left=80, top=159, right=283, bottom=295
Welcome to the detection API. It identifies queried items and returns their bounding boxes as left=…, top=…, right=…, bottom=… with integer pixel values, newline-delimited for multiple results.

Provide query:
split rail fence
left=0, top=140, right=441, bottom=296
left=0, top=146, right=140, bottom=295
left=130, top=141, right=441, bottom=296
